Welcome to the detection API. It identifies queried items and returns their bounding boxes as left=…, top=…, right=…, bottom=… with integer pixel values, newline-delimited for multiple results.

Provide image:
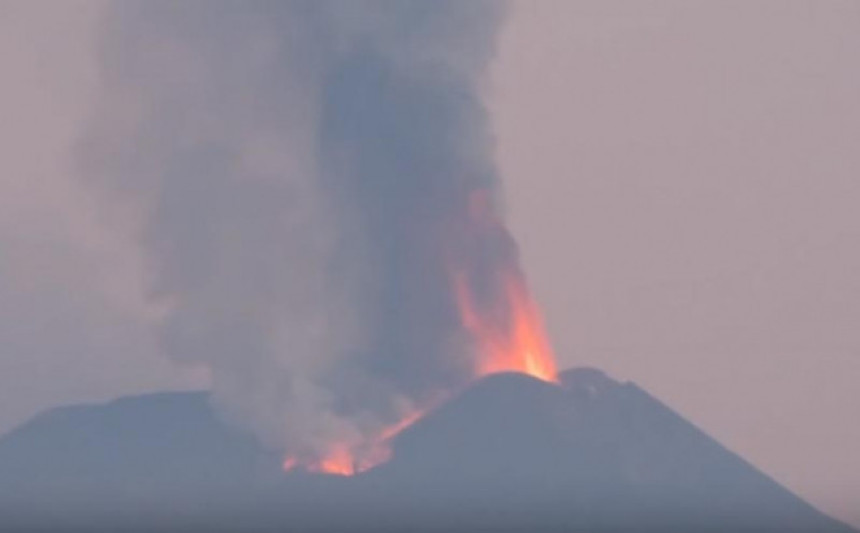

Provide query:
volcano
left=0, top=368, right=852, bottom=532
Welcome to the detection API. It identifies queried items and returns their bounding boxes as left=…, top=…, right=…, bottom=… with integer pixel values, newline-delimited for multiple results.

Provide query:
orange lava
left=309, top=444, right=356, bottom=476
left=282, top=188, right=558, bottom=476
left=283, top=444, right=355, bottom=476
left=282, top=408, right=428, bottom=476
left=451, top=188, right=558, bottom=383
left=452, top=268, right=558, bottom=383
left=283, top=266, right=557, bottom=477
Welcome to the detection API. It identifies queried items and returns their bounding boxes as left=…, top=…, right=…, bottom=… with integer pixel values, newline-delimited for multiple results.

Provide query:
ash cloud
left=80, top=1, right=508, bottom=460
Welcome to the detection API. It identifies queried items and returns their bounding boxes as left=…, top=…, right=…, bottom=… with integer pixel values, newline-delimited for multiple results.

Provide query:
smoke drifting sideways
left=79, top=1, right=523, bottom=468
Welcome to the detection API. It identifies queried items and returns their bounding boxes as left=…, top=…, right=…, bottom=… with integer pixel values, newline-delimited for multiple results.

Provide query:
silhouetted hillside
left=0, top=369, right=852, bottom=532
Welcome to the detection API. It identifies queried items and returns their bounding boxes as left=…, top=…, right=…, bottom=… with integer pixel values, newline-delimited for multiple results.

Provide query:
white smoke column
left=80, top=1, right=508, bottom=462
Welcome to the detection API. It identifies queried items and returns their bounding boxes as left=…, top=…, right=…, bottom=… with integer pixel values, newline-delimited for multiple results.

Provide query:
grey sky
left=0, top=0, right=207, bottom=440
left=0, top=0, right=858, bottom=526
left=493, top=1, right=860, bottom=525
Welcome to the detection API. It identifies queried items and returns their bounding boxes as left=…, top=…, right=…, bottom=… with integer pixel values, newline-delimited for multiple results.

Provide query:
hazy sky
left=0, top=0, right=858, bottom=526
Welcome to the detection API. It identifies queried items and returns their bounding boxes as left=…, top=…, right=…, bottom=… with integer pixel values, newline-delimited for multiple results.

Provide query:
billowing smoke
left=79, top=1, right=518, bottom=465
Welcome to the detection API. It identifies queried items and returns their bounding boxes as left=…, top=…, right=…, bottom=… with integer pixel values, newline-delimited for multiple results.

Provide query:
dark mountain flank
left=0, top=368, right=852, bottom=532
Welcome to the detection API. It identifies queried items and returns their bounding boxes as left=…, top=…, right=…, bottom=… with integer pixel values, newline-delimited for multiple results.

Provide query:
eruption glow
left=89, top=0, right=546, bottom=483
left=284, top=190, right=558, bottom=476
left=284, top=272, right=556, bottom=476
left=453, top=269, right=558, bottom=384
left=283, top=409, right=429, bottom=476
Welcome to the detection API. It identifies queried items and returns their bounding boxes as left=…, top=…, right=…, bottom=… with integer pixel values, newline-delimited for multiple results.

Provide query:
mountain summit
left=365, top=369, right=853, bottom=531
left=0, top=368, right=852, bottom=532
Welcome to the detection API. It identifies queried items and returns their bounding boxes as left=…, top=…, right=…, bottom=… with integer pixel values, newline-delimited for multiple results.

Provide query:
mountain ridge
left=0, top=368, right=852, bottom=532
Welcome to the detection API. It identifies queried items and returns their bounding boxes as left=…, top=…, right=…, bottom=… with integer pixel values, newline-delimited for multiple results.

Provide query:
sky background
left=1, top=0, right=858, bottom=527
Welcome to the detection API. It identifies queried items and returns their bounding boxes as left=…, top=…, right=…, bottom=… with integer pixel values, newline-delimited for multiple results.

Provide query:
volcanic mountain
left=0, top=368, right=852, bottom=532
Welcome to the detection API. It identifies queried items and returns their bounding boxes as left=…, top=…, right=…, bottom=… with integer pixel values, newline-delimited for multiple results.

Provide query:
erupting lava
left=452, top=268, right=558, bottom=383
left=452, top=188, right=558, bottom=383
left=283, top=189, right=557, bottom=476
left=283, top=410, right=427, bottom=476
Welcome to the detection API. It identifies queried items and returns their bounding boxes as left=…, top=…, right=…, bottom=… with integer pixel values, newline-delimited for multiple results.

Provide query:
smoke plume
left=80, top=1, right=522, bottom=465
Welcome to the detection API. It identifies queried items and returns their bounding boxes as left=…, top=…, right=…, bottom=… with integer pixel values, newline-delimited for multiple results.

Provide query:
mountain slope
left=0, top=391, right=281, bottom=528
left=0, top=369, right=852, bottom=532
left=365, top=369, right=852, bottom=531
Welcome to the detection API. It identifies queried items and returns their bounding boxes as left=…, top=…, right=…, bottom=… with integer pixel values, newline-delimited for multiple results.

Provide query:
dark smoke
left=79, top=0, right=508, bottom=460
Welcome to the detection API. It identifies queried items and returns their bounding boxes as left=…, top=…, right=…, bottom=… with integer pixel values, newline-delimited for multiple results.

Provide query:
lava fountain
left=452, top=266, right=558, bottom=384
left=449, top=188, right=558, bottom=384
left=283, top=189, right=558, bottom=476
left=85, top=0, right=537, bottom=484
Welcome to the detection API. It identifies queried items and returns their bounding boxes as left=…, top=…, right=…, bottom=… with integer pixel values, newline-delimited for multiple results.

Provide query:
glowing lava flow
left=304, top=444, right=355, bottom=476
left=282, top=268, right=558, bottom=477
left=282, top=409, right=427, bottom=476
left=283, top=189, right=558, bottom=476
